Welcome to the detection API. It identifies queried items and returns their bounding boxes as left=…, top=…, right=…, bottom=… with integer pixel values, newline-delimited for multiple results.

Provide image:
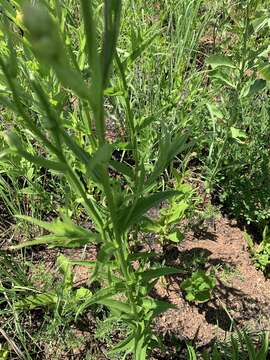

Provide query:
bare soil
left=154, top=217, right=270, bottom=347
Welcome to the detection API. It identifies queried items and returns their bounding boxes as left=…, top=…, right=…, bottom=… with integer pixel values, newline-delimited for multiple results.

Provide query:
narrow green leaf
left=18, top=150, right=66, bottom=172
left=80, top=0, right=102, bottom=88
left=168, top=133, right=191, bottom=161
left=11, top=215, right=98, bottom=249
left=117, top=191, right=180, bottom=233
left=76, top=286, right=124, bottom=317
left=122, top=31, right=159, bottom=68
left=186, top=343, right=197, bottom=360
left=15, top=292, right=57, bottom=310
left=142, top=298, right=176, bottom=317
left=97, top=299, right=131, bottom=315
left=69, top=260, right=95, bottom=267
left=252, top=16, right=270, bottom=33
left=109, top=159, right=134, bottom=179
left=242, top=331, right=256, bottom=360
left=53, top=62, right=90, bottom=100
left=257, top=332, right=269, bottom=360
left=108, top=333, right=135, bottom=355
left=102, top=0, right=122, bottom=87
left=231, top=335, right=239, bottom=360
left=135, top=330, right=147, bottom=360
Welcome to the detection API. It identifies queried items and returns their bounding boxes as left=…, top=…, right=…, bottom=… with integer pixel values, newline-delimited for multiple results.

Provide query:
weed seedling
left=181, top=270, right=216, bottom=303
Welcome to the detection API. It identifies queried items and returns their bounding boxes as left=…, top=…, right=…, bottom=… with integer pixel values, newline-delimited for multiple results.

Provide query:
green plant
left=0, top=1, right=269, bottom=358
left=245, top=226, right=270, bottom=273
left=187, top=330, right=269, bottom=360
left=181, top=270, right=216, bottom=303
left=0, top=1, right=193, bottom=358
left=142, top=178, right=195, bottom=244
left=237, top=330, right=269, bottom=360
left=190, top=0, right=270, bottom=230
left=204, top=0, right=270, bottom=185
left=221, top=330, right=269, bottom=360
left=0, top=344, right=9, bottom=360
left=94, top=316, right=129, bottom=359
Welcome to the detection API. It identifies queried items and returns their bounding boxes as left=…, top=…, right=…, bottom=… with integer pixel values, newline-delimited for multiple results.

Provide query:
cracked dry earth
left=154, top=217, right=270, bottom=346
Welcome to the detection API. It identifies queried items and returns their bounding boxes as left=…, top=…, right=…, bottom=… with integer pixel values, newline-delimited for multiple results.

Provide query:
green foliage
left=191, top=0, right=270, bottom=229
left=11, top=214, right=99, bottom=249
left=181, top=270, right=216, bottom=303
left=141, top=179, right=195, bottom=244
left=0, top=1, right=191, bottom=358
left=189, top=330, right=269, bottom=360
left=0, top=0, right=269, bottom=358
left=245, top=226, right=270, bottom=273
left=0, top=344, right=9, bottom=360
left=94, top=316, right=129, bottom=359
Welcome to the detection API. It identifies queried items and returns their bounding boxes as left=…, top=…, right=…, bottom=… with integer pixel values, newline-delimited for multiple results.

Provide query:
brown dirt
left=30, top=245, right=97, bottom=287
left=154, top=217, right=270, bottom=346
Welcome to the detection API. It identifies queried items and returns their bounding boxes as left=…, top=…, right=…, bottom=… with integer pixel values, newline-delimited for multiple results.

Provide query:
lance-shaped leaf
left=142, top=298, right=176, bottom=318
left=102, top=0, right=122, bottom=87
left=109, top=159, right=134, bottom=179
left=62, top=131, right=113, bottom=185
left=97, top=298, right=132, bottom=315
left=108, top=332, right=135, bottom=356
left=76, top=285, right=126, bottom=317
left=122, top=30, right=159, bottom=69
left=23, top=2, right=90, bottom=101
left=14, top=292, right=57, bottom=310
left=137, top=266, right=182, bottom=282
left=145, top=132, right=190, bottom=188
left=186, top=343, right=197, bottom=360
left=10, top=215, right=99, bottom=250
left=116, top=191, right=180, bottom=234
left=134, top=324, right=148, bottom=360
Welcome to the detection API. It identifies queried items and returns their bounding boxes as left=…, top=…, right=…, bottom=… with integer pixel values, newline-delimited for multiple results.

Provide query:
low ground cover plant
left=181, top=270, right=216, bottom=303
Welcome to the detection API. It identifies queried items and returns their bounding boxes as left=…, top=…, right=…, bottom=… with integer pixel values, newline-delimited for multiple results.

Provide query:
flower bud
left=23, top=3, right=53, bottom=40
left=22, top=3, right=62, bottom=64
